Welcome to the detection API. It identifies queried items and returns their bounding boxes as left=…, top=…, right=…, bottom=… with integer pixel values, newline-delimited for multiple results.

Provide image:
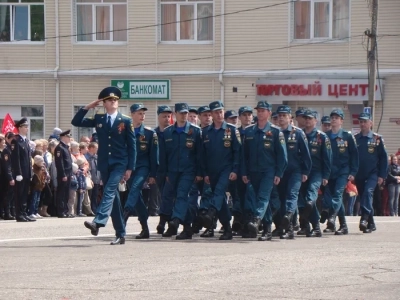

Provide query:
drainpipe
left=54, top=0, right=60, bottom=127
left=219, top=0, right=224, bottom=102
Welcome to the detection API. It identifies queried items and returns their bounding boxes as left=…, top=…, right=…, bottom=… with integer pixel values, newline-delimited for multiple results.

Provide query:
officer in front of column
left=0, top=132, right=16, bottom=220
left=298, top=110, right=332, bottom=237
left=123, top=103, right=158, bottom=239
left=71, top=86, right=136, bottom=245
left=159, top=103, right=202, bottom=240
left=54, top=130, right=73, bottom=218
left=11, top=118, right=35, bottom=222
left=276, top=105, right=312, bottom=239
left=201, top=101, right=241, bottom=240
left=242, top=101, right=287, bottom=241
left=354, top=112, right=387, bottom=233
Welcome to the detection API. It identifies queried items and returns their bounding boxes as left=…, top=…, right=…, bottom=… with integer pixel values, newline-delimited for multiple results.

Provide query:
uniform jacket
left=54, top=141, right=73, bottom=179
left=327, top=128, right=359, bottom=179
left=305, top=128, right=332, bottom=180
left=0, top=144, right=13, bottom=182
left=354, top=131, right=388, bottom=179
left=242, top=122, right=287, bottom=177
left=281, top=125, right=312, bottom=176
left=159, top=121, right=202, bottom=176
left=202, top=121, right=241, bottom=176
left=71, top=108, right=136, bottom=173
left=135, top=123, right=159, bottom=178
left=10, top=134, right=32, bottom=180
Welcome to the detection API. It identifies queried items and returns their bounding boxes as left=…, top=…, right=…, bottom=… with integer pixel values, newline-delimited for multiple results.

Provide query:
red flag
left=170, top=114, right=174, bottom=125
left=2, top=113, right=18, bottom=135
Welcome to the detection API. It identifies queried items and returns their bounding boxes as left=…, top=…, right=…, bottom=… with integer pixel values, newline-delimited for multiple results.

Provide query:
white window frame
left=0, top=0, right=45, bottom=44
left=291, top=0, right=350, bottom=43
left=158, top=0, right=214, bottom=45
left=74, top=0, right=127, bottom=45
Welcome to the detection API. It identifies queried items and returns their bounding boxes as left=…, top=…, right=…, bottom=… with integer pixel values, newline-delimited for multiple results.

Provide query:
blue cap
left=130, top=103, right=148, bottom=112
left=303, top=109, right=316, bottom=118
left=238, top=106, right=253, bottom=116
left=224, top=110, right=238, bottom=119
left=175, top=103, right=189, bottom=113
left=197, top=106, right=211, bottom=114
left=330, top=109, right=344, bottom=119
left=98, top=86, right=121, bottom=101
left=276, top=105, right=292, bottom=114
left=157, top=105, right=172, bottom=115
left=271, top=112, right=278, bottom=119
left=295, top=109, right=305, bottom=117
left=254, top=101, right=271, bottom=110
left=321, top=116, right=331, bottom=124
left=358, top=112, right=371, bottom=120
left=189, top=107, right=198, bottom=114
left=209, top=101, right=224, bottom=111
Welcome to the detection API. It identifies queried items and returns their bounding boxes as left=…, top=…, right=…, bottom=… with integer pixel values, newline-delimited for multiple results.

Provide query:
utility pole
left=367, top=0, right=378, bottom=126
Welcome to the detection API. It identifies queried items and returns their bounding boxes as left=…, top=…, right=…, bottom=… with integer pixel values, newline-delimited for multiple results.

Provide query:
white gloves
left=16, top=175, right=23, bottom=182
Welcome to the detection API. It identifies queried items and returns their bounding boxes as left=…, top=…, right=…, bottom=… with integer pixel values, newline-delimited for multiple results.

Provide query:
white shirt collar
left=106, top=111, right=118, bottom=120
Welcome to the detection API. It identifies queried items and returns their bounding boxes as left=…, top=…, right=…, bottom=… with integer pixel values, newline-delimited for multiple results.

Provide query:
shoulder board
left=373, top=132, right=382, bottom=137
left=190, top=124, right=201, bottom=129
left=144, top=126, right=152, bottom=130
left=164, top=125, right=172, bottom=130
left=245, top=124, right=254, bottom=129
left=347, top=131, right=352, bottom=134
left=122, top=114, right=131, bottom=118
left=270, top=124, right=280, bottom=130
left=96, top=112, right=105, bottom=115
left=226, top=123, right=236, bottom=128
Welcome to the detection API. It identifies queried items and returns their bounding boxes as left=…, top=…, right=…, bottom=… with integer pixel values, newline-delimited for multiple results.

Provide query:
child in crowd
left=29, top=155, right=46, bottom=219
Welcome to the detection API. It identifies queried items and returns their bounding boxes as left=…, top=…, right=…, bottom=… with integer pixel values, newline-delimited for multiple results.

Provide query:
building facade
left=0, top=0, right=399, bottom=152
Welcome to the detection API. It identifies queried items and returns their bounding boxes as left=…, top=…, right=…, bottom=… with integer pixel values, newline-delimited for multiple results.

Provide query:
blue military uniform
left=54, top=131, right=73, bottom=218
left=201, top=101, right=241, bottom=240
left=276, top=105, right=312, bottom=239
left=298, top=110, right=332, bottom=237
left=123, top=103, right=159, bottom=239
left=354, top=112, right=388, bottom=233
left=242, top=101, right=287, bottom=240
left=11, top=118, right=34, bottom=222
left=71, top=86, right=136, bottom=241
left=159, top=103, right=202, bottom=239
left=323, top=109, right=359, bottom=235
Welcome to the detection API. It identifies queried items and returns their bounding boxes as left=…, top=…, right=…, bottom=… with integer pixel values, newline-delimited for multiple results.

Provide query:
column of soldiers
left=72, top=86, right=388, bottom=245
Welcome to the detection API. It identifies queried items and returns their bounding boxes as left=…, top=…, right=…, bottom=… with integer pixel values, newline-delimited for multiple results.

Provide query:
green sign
left=111, top=80, right=170, bottom=100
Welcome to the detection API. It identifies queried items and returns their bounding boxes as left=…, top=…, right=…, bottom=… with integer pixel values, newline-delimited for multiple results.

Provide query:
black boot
left=303, top=201, right=314, bottom=218
left=320, top=210, right=329, bottom=223
left=258, top=224, right=272, bottom=241
left=232, top=214, right=242, bottom=232
left=280, top=223, right=294, bottom=239
left=156, top=215, right=168, bottom=234
left=281, top=212, right=294, bottom=230
left=297, top=218, right=309, bottom=236
left=136, top=221, right=150, bottom=239
left=359, top=214, right=369, bottom=232
left=176, top=224, right=193, bottom=240
left=200, top=228, right=214, bottom=238
left=309, top=223, right=322, bottom=237
left=335, top=216, right=349, bottom=235
left=202, top=207, right=217, bottom=229
left=368, top=215, right=376, bottom=232
left=241, top=225, right=251, bottom=238
left=324, top=214, right=336, bottom=233
left=191, top=217, right=202, bottom=234
left=219, top=223, right=233, bottom=240
left=247, top=217, right=261, bottom=237
left=162, top=225, right=178, bottom=237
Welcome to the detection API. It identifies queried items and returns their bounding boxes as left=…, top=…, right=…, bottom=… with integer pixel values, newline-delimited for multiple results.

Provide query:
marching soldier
left=124, top=103, right=159, bottom=239
left=0, top=132, right=16, bottom=220
left=298, top=110, right=332, bottom=237
left=72, top=86, right=136, bottom=245
left=321, top=116, right=332, bottom=133
left=295, top=109, right=306, bottom=128
left=159, top=103, right=202, bottom=240
left=354, top=112, right=388, bottom=233
left=201, top=101, right=241, bottom=240
left=54, top=130, right=73, bottom=218
left=11, top=118, right=35, bottom=222
left=271, top=112, right=279, bottom=126
left=276, top=105, right=312, bottom=239
left=322, top=109, right=358, bottom=235
left=242, top=101, right=287, bottom=241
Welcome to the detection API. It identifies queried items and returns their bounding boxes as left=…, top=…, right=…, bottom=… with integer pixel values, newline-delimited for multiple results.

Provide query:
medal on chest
left=223, top=128, right=231, bottom=148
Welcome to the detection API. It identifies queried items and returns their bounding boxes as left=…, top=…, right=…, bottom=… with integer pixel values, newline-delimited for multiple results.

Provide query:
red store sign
left=255, top=79, right=383, bottom=102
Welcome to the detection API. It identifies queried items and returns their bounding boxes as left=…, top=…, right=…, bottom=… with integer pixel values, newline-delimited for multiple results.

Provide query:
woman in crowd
left=387, top=155, right=400, bottom=216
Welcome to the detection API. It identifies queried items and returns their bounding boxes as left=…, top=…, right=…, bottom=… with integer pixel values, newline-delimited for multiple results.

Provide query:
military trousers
left=186, top=182, right=200, bottom=224
left=94, top=165, right=126, bottom=238
left=299, top=172, right=322, bottom=224
left=125, top=167, right=149, bottom=223
left=324, top=174, right=347, bottom=217
left=208, top=168, right=232, bottom=225
left=231, top=178, right=246, bottom=217
left=277, top=171, right=302, bottom=215
left=167, top=171, right=195, bottom=224
left=158, top=176, right=174, bottom=219
left=355, top=174, right=378, bottom=216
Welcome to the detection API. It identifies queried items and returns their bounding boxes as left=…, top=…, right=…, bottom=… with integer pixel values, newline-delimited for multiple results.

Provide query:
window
left=21, top=105, right=44, bottom=140
left=293, top=0, right=349, bottom=41
left=160, top=0, right=213, bottom=43
left=0, top=0, right=45, bottom=42
left=75, top=0, right=127, bottom=43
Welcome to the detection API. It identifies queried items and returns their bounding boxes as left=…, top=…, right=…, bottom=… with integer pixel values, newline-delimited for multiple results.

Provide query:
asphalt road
left=1, top=216, right=400, bottom=300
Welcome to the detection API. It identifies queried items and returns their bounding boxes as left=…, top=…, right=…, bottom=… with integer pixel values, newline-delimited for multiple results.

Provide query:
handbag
left=85, top=175, right=93, bottom=190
